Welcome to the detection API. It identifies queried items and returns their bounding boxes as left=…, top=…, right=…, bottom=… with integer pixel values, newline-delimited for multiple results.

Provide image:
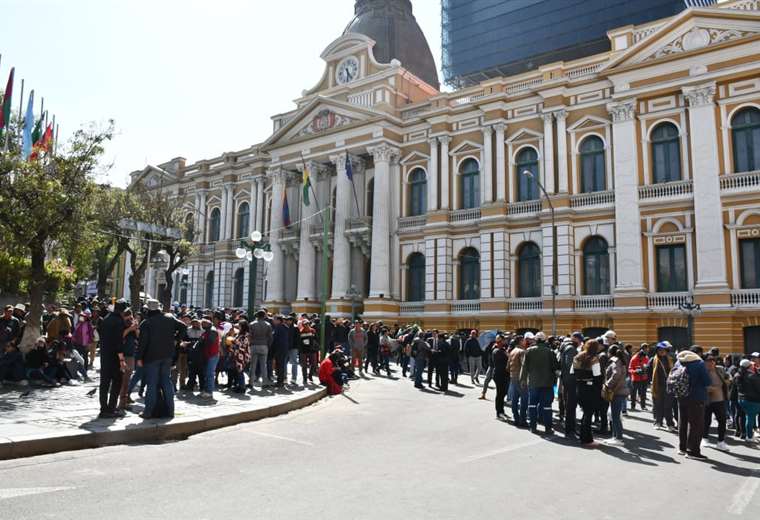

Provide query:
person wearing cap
left=464, top=330, right=481, bottom=384
left=97, top=299, right=129, bottom=418
left=0, top=305, right=21, bottom=351
left=734, top=358, right=760, bottom=443
left=648, top=342, right=677, bottom=431
left=520, top=331, right=559, bottom=434
left=137, top=299, right=187, bottom=417
left=11, top=304, right=27, bottom=346
left=673, top=349, right=711, bottom=459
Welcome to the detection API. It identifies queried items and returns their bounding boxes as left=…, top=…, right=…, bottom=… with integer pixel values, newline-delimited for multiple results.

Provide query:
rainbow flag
left=282, top=190, right=291, bottom=227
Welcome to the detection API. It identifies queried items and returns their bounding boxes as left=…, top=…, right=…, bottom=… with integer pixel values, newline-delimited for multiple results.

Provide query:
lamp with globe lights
left=236, top=229, right=273, bottom=318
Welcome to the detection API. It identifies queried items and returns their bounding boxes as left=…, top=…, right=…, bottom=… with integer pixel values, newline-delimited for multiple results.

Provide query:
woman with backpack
left=735, top=359, right=760, bottom=443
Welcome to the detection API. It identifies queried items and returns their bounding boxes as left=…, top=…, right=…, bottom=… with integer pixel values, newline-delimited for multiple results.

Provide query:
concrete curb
left=0, top=388, right=327, bottom=461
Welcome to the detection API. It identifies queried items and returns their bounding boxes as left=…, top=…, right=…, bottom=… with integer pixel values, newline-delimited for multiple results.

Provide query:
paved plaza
left=1, top=373, right=758, bottom=519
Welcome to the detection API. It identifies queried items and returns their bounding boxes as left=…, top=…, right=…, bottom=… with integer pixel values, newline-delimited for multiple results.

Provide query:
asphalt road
left=1, top=372, right=759, bottom=520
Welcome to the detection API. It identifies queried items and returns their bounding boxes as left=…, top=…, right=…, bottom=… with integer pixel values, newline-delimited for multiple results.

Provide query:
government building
left=128, top=0, right=760, bottom=353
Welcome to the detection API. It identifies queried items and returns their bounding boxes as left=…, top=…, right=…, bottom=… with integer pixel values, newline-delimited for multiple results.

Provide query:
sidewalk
left=0, top=369, right=326, bottom=460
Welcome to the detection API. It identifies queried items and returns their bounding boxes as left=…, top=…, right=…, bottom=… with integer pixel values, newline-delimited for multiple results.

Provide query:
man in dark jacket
left=271, top=315, right=290, bottom=387
left=137, top=300, right=186, bottom=419
left=97, top=299, right=128, bottom=418
left=520, top=331, right=559, bottom=434
left=675, top=349, right=711, bottom=459
left=559, top=332, right=582, bottom=437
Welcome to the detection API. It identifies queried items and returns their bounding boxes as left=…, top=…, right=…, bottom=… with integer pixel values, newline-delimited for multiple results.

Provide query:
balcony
left=508, top=200, right=542, bottom=216
left=509, top=298, right=543, bottom=311
left=449, top=208, right=481, bottom=223
left=647, top=292, right=690, bottom=309
left=570, top=190, right=615, bottom=209
left=400, top=302, right=425, bottom=315
left=638, top=180, right=693, bottom=201
left=720, top=170, right=760, bottom=194
left=731, top=289, right=760, bottom=307
left=280, top=226, right=300, bottom=241
left=399, top=215, right=427, bottom=230
left=575, top=295, right=615, bottom=310
left=346, top=216, right=372, bottom=231
left=452, top=300, right=480, bottom=313
left=345, top=217, right=371, bottom=257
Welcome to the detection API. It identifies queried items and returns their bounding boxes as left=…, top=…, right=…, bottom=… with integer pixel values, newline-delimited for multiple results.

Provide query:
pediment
left=567, top=115, right=609, bottom=132
left=506, top=128, right=543, bottom=143
left=131, top=164, right=174, bottom=189
left=400, top=150, right=429, bottom=165
left=263, top=97, right=381, bottom=149
left=449, top=140, right=482, bottom=155
left=606, top=8, right=760, bottom=71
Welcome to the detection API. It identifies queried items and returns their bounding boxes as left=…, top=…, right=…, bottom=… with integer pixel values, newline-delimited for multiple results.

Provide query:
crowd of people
left=1, top=297, right=759, bottom=459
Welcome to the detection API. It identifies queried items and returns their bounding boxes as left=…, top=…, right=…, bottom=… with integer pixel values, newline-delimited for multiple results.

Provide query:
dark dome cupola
left=344, top=0, right=440, bottom=90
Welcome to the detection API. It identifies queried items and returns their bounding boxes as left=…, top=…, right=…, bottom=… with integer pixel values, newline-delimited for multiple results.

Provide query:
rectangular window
left=740, top=238, right=760, bottom=289
left=656, top=244, right=687, bottom=292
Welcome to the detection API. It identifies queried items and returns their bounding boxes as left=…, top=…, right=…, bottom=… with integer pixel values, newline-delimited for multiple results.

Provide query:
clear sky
left=1, top=0, right=442, bottom=186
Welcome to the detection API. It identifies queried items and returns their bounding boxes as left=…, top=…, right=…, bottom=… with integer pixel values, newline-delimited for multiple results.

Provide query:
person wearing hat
left=137, top=299, right=187, bottom=416
left=11, top=304, right=27, bottom=346
left=0, top=305, right=21, bottom=351
left=673, top=349, right=711, bottom=459
left=492, top=335, right=509, bottom=420
left=648, top=342, right=677, bottom=432
left=520, top=331, right=560, bottom=434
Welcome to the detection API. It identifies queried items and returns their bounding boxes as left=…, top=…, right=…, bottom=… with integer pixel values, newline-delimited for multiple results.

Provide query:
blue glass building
left=442, top=0, right=716, bottom=87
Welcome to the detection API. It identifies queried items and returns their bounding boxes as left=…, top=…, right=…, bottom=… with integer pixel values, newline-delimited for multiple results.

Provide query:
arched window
left=740, top=238, right=760, bottom=289
left=232, top=267, right=245, bottom=307
left=406, top=253, right=425, bottom=302
left=583, top=236, right=610, bottom=295
left=408, top=168, right=427, bottom=216
left=460, top=158, right=480, bottom=209
left=237, top=202, right=250, bottom=239
left=458, top=247, right=480, bottom=300
left=732, top=107, right=760, bottom=173
left=579, top=136, right=606, bottom=193
left=208, top=207, right=221, bottom=242
left=184, top=213, right=194, bottom=242
left=205, top=271, right=215, bottom=308
left=651, top=123, right=681, bottom=183
left=517, top=242, right=541, bottom=298
left=516, top=148, right=539, bottom=201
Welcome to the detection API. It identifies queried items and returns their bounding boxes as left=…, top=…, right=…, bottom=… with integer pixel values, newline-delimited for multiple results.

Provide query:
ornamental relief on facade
left=651, top=27, right=757, bottom=60
left=296, top=109, right=356, bottom=137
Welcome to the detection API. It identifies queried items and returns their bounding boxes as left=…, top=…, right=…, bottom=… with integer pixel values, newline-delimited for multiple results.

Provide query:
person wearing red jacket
left=319, top=349, right=347, bottom=395
left=628, top=346, right=650, bottom=410
left=200, top=318, right=220, bottom=399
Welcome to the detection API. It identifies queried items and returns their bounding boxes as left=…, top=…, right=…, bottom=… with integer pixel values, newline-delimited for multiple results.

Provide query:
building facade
left=133, top=0, right=760, bottom=353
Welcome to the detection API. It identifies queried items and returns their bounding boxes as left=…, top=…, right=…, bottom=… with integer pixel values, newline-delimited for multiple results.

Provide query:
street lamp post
left=522, top=170, right=557, bottom=336
left=678, top=295, right=702, bottom=347
left=236, top=230, right=274, bottom=319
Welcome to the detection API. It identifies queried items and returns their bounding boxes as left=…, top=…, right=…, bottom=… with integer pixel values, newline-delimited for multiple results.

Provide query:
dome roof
left=344, top=0, right=440, bottom=90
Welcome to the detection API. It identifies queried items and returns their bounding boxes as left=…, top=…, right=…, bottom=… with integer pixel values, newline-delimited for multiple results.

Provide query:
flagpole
left=300, top=152, right=323, bottom=222
left=346, top=151, right=361, bottom=217
left=54, top=122, right=59, bottom=156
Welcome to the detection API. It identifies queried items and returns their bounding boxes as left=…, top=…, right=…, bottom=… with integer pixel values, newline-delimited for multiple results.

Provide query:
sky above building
left=1, top=0, right=443, bottom=186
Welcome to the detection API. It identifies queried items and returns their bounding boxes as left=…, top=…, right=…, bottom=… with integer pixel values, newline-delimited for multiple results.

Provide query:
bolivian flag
left=302, top=163, right=311, bottom=207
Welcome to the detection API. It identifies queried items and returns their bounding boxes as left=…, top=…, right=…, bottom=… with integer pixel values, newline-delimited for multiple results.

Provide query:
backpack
left=666, top=362, right=690, bottom=398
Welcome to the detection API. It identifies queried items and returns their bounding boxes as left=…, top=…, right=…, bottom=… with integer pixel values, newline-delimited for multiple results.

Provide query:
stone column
left=255, top=176, right=265, bottom=232
left=555, top=110, right=569, bottom=193
left=425, top=238, right=436, bottom=300
left=368, top=144, right=400, bottom=298
left=494, top=124, right=506, bottom=201
left=296, top=162, right=319, bottom=302
left=390, top=154, right=402, bottom=299
left=427, top=138, right=439, bottom=212
left=542, top=113, right=556, bottom=194
left=248, top=178, right=257, bottom=237
left=220, top=186, right=229, bottom=240
left=439, top=136, right=451, bottom=210
left=608, top=100, right=645, bottom=292
left=266, top=168, right=286, bottom=303
left=330, top=154, right=353, bottom=300
left=683, top=83, right=728, bottom=290
left=197, top=190, right=207, bottom=242
left=481, top=126, right=493, bottom=204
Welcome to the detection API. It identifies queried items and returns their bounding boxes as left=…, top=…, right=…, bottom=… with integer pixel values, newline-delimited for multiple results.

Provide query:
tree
left=90, top=186, right=133, bottom=298
left=0, top=122, right=113, bottom=352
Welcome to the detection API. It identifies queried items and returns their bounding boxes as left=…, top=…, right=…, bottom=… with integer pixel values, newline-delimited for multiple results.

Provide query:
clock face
left=336, top=57, right=359, bottom=85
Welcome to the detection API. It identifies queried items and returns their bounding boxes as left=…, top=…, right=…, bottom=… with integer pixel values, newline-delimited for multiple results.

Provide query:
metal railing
left=509, top=298, right=543, bottom=311
left=449, top=208, right=481, bottom=222
left=570, top=190, right=615, bottom=208
left=647, top=292, right=690, bottom=309
left=720, top=170, right=760, bottom=193
left=731, top=289, right=760, bottom=307
left=398, top=215, right=427, bottom=229
left=452, top=300, right=480, bottom=313
left=575, top=295, right=614, bottom=310
left=638, top=180, right=693, bottom=200
left=508, top=200, right=542, bottom=215
left=506, top=77, right=543, bottom=95
left=400, top=302, right=425, bottom=314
